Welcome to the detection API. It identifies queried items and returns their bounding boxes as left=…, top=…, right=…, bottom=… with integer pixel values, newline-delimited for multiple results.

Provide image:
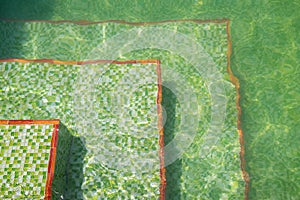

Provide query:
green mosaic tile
left=0, top=61, right=162, bottom=199
left=52, top=123, right=73, bottom=200
left=0, top=122, right=53, bottom=199
left=0, top=20, right=245, bottom=199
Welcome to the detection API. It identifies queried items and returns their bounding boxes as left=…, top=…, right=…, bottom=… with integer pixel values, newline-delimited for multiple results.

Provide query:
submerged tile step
left=0, top=119, right=71, bottom=200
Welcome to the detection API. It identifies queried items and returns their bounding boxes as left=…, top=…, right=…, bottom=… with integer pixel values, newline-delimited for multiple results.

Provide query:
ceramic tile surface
left=0, top=20, right=245, bottom=199
left=0, top=120, right=59, bottom=199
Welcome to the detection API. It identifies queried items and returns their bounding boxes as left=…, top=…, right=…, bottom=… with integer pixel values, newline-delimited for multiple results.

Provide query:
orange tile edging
left=226, top=21, right=250, bottom=200
left=0, top=119, right=60, bottom=125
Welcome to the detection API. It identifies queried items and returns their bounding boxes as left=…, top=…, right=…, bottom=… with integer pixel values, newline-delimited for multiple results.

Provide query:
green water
left=0, top=0, right=299, bottom=199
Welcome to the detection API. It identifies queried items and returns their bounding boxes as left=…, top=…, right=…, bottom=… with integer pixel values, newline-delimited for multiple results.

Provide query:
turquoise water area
left=0, top=0, right=299, bottom=199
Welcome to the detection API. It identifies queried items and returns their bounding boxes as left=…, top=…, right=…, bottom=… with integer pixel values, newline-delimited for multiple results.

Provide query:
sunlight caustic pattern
left=0, top=20, right=247, bottom=199
left=0, top=60, right=164, bottom=199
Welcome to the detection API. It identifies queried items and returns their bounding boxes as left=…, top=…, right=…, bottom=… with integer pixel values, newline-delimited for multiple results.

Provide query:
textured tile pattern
left=0, top=61, right=162, bottom=199
left=0, top=123, right=54, bottom=199
left=0, top=20, right=245, bottom=199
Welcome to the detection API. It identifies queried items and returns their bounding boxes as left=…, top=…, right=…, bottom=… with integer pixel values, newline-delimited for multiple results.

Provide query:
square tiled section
left=0, top=120, right=59, bottom=199
left=0, top=60, right=164, bottom=199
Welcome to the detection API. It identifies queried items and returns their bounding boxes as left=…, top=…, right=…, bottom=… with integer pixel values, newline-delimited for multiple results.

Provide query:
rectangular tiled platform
left=0, top=19, right=247, bottom=199
left=0, top=120, right=67, bottom=199
left=0, top=59, right=164, bottom=199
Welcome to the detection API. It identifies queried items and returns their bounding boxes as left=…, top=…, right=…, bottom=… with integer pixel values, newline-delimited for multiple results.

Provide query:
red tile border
left=0, top=58, right=158, bottom=65
left=45, top=123, right=59, bottom=200
left=156, top=60, right=166, bottom=200
left=226, top=21, right=250, bottom=200
left=0, top=119, right=60, bottom=125
left=0, top=18, right=229, bottom=26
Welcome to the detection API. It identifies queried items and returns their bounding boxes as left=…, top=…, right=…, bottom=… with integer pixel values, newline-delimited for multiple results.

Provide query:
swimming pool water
left=0, top=0, right=299, bottom=199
